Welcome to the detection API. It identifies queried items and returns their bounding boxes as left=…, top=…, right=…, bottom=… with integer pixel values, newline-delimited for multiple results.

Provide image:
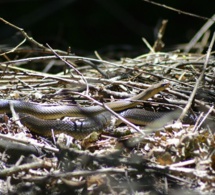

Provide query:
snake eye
left=162, top=81, right=170, bottom=87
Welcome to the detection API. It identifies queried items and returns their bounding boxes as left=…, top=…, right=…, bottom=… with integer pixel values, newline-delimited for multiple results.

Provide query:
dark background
left=0, top=0, right=214, bottom=58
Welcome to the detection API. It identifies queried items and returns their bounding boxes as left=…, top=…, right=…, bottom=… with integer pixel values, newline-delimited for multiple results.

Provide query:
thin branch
left=0, top=134, right=59, bottom=153
left=185, top=14, right=215, bottom=52
left=193, top=105, right=214, bottom=132
left=0, top=38, right=27, bottom=56
left=0, top=17, right=67, bottom=55
left=0, top=159, right=52, bottom=178
left=52, top=167, right=137, bottom=178
left=103, top=104, right=145, bottom=135
left=178, top=32, right=215, bottom=121
left=70, top=91, right=144, bottom=135
left=46, top=44, right=89, bottom=95
left=142, top=0, right=214, bottom=22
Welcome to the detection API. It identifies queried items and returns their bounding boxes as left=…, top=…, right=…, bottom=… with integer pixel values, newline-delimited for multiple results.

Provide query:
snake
left=0, top=81, right=170, bottom=138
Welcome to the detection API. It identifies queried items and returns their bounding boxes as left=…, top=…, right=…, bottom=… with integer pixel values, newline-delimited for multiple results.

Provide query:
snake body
left=0, top=81, right=170, bottom=138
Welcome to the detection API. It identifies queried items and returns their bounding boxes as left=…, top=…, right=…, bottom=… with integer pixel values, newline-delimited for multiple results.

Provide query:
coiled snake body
left=0, top=81, right=170, bottom=138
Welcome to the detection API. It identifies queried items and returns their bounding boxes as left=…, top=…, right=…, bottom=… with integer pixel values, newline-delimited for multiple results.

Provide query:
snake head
left=161, top=81, right=170, bottom=89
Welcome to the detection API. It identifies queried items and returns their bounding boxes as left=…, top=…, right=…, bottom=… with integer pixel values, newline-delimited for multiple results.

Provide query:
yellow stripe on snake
left=0, top=81, right=170, bottom=138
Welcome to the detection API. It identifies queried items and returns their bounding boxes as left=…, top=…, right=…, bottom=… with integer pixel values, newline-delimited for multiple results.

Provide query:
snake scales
left=0, top=81, right=171, bottom=138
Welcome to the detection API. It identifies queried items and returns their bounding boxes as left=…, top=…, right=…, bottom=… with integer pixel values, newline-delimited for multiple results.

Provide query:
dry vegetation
left=0, top=17, right=215, bottom=195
